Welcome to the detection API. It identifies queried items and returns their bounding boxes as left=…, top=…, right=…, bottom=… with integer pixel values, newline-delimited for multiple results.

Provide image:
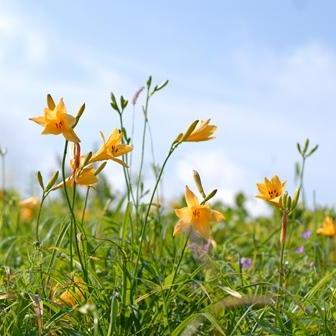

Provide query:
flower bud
left=201, top=189, right=217, bottom=204
left=37, top=171, right=44, bottom=190
left=291, top=188, right=300, bottom=211
left=193, top=170, right=206, bottom=198
left=45, top=171, right=59, bottom=192
left=75, top=103, right=85, bottom=127
left=95, top=162, right=107, bottom=176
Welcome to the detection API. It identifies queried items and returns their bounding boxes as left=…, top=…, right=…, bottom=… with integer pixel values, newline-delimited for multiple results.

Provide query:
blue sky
left=0, top=0, right=335, bottom=214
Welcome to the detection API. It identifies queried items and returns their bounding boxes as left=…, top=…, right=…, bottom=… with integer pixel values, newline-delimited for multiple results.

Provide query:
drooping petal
left=185, top=186, right=199, bottom=207
left=111, top=157, right=129, bottom=167
left=62, top=127, right=81, bottom=143
left=173, top=220, right=190, bottom=236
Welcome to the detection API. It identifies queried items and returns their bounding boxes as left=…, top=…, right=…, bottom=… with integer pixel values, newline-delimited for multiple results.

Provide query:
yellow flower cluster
left=30, top=95, right=134, bottom=188
left=30, top=94, right=225, bottom=241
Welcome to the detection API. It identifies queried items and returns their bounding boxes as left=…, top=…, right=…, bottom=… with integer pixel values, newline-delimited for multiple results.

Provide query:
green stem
left=35, top=192, right=46, bottom=244
left=277, top=210, right=288, bottom=309
left=132, top=145, right=176, bottom=294
left=35, top=191, right=47, bottom=297
left=136, top=90, right=150, bottom=209
left=118, top=112, right=136, bottom=205
left=81, top=187, right=90, bottom=227
left=61, top=141, right=87, bottom=282
left=1, top=154, right=5, bottom=197
left=81, top=187, right=90, bottom=276
left=166, top=231, right=190, bottom=300
left=299, top=157, right=306, bottom=207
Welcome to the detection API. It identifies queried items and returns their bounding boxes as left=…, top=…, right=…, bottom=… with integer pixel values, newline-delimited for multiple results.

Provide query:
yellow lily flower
left=317, top=216, right=336, bottom=237
left=53, top=166, right=98, bottom=189
left=174, top=186, right=224, bottom=239
left=90, top=129, right=133, bottom=167
left=30, top=96, right=80, bottom=143
left=180, top=119, right=217, bottom=142
left=256, top=175, right=286, bottom=208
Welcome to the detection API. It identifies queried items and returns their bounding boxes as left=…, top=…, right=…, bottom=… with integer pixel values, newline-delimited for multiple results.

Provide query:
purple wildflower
left=301, top=230, right=312, bottom=240
left=239, top=257, right=252, bottom=269
left=296, top=246, right=304, bottom=254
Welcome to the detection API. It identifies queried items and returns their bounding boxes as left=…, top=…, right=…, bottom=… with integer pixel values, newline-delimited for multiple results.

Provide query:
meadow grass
left=0, top=78, right=335, bottom=335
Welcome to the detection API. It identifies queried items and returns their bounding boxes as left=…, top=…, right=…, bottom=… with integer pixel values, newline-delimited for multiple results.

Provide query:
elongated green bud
left=193, top=170, right=206, bottom=198
left=95, top=162, right=107, bottom=176
left=45, top=171, right=59, bottom=192
left=286, top=196, right=292, bottom=211
left=303, top=138, right=310, bottom=154
left=291, top=188, right=300, bottom=211
left=280, top=192, right=288, bottom=210
left=110, top=93, right=120, bottom=113
left=120, top=96, right=128, bottom=110
left=201, top=189, right=217, bottom=204
left=146, top=76, right=152, bottom=89
left=37, top=171, right=44, bottom=190
left=151, top=80, right=169, bottom=95
left=74, top=103, right=85, bottom=127
left=296, top=143, right=302, bottom=155
left=82, top=152, right=93, bottom=168
left=307, top=144, right=319, bottom=157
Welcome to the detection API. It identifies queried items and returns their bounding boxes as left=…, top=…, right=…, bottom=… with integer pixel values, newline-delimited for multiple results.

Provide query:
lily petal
left=185, top=186, right=199, bottom=207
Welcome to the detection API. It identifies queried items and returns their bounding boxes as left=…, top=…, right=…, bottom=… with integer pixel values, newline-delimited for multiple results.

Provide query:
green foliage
left=0, top=189, right=336, bottom=335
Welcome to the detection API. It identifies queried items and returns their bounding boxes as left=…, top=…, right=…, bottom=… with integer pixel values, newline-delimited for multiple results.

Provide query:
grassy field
left=0, top=78, right=335, bottom=335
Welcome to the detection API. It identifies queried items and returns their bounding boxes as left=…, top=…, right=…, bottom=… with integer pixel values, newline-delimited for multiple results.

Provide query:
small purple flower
left=301, top=230, right=312, bottom=240
left=296, top=246, right=304, bottom=254
left=239, top=257, right=252, bottom=269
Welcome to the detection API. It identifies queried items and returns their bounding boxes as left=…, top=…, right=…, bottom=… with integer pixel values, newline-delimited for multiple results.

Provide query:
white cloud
left=174, top=149, right=246, bottom=205
left=0, top=2, right=336, bottom=213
